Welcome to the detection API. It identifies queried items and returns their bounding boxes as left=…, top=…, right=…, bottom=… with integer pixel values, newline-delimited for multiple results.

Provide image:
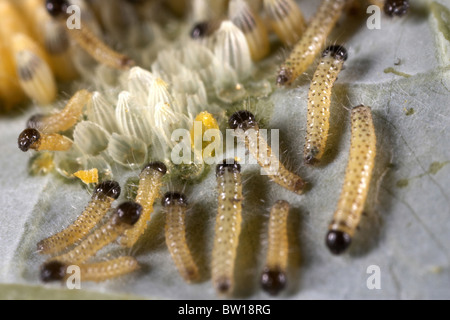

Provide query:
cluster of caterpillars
left=11, top=0, right=410, bottom=296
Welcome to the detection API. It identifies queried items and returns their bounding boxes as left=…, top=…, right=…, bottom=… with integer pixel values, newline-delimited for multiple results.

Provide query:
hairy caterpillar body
left=326, top=106, right=377, bottom=255
left=18, top=128, right=73, bottom=152
left=37, top=181, right=121, bottom=255
left=52, top=201, right=142, bottom=264
left=261, top=200, right=290, bottom=296
left=277, top=0, right=349, bottom=86
left=211, top=160, right=243, bottom=295
left=229, top=110, right=306, bottom=195
left=304, top=45, right=348, bottom=165
left=163, top=192, right=200, bottom=283
left=120, top=162, right=167, bottom=247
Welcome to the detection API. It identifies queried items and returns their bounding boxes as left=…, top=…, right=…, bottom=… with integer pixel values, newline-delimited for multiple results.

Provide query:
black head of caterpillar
left=216, top=159, right=242, bottom=177
left=228, top=110, right=258, bottom=131
left=190, top=22, right=210, bottom=39
left=326, top=230, right=352, bottom=255
left=162, top=192, right=188, bottom=207
left=113, top=201, right=143, bottom=226
left=18, top=128, right=40, bottom=152
left=384, top=0, right=410, bottom=17
left=94, top=181, right=121, bottom=200
left=322, top=45, right=348, bottom=61
left=40, top=260, right=66, bottom=283
left=143, top=161, right=168, bottom=175
left=45, top=0, right=70, bottom=18
left=261, top=266, right=287, bottom=296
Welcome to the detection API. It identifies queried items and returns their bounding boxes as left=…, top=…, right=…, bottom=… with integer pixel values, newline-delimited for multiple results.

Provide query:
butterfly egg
left=326, top=106, right=377, bottom=255
left=115, top=91, right=153, bottom=146
left=27, top=89, right=92, bottom=134
left=0, top=0, right=31, bottom=42
left=229, top=0, right=270, bottom=61
left=86, top=91, right=120, bottom=134
left=45, top=0, right=135, bottom=71
left=162, top=192, right=200, bottom=283
left=52, top=201, right=143, bottom=264
left=18, top=128, right=72, bottom=152
left=214, top=20, right=253, bottom=80
left=120, top=162, right=167, bottom=247
left=126, top=67, right=156, bottom=107
left=277, top=0, right=349, bottom=86
left=261, top=200, right=290, bottom=296
left=29, top=152, right=55, bottom=175
left=40, top=256, right=139, bottom=283
left=384, top=0, right=409, bottom=17
left=190, top=111, right=220, bottom=160
left=304, top=45, right=348, bottom=165
left=212, top=160, right=244, bottom=296
left=263, top=0, right=306, bottom=46
left=229, top=110, right=307, bottom=195
left=191, top=0, right=229, bottom=22
left=11, top=33, right=57, bottom=105
left=37, top=181, right=121, bottom=255
left=0, top=41, right=25, bottom=110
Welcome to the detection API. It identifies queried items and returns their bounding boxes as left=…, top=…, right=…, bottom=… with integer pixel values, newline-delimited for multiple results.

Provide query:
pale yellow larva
left=27, top=89, right=92, bottom=134
left=211, top=160, right=243, bottom=295
left=263, top=0, right=306, bottom=46
left=261, top=200, right=290, bottom=296
left=304, top=45, right=348, bottom=165
left=229, top=110, right=307, bottom=195
left=37, top=181, right=121, bottom=255
left=40, top=256, right=139, bottom=283
left=18, top=128, right=73, bottom=152
left=326, top=105, right=377, bottom=255
left=162, top=192, right=200, bottom=283
left=120, top=162, right=167, bottom=248
left=51, top=201, right=142, bottom=264
left=45, top=0, right=135, bottom=70
left=277, top=0, right=349, bottom=86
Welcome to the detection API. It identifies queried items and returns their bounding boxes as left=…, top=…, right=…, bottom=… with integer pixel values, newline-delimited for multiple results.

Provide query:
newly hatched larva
left=18, top=128, right=73, bottom=152
left=277, top=0, right=350, bottom=86
left=229, top=0, right=270, bottom=61
left=27, top=89, right=92, bottom=134
left=52, top=201, right=142, bottom=264
left=120, top=162, right=167, bottom=248
left=40, top=256, right=139, bottom=283
left=229, top=110, right=307, bottom=195
left=37, top=181, right=121, bottom=255
left=304, top=45, right=348, bottom=165
left=326, top=106, right=376, bottom=255
left=45, top=0, right=135, bottom=70
left=162, top=192, right=200, bottom=283
left=261, top=200, right=290, bottom=296
left=11, top=33, right=57, bottom=105
left=263, top=0, right=306, bottom=46
left=211, top=160, right=243, bottom=295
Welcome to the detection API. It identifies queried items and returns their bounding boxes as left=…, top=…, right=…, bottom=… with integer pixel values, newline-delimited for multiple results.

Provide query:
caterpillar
left=261, top=200, right=290, bottom=296
left=120, top=162, right=167, bottom=247
left=37, top=181, right=121, bottom=255
left=51, top=201, right=142, bottom=264
left=18, top=128, right=73, bottom=152
left=162, top=192, right=200, bottom=283
left=211, top=160, right=244, bottom=295
left=304, top=45, right=348, bottom=165
left=326, top=105, right=377, bottom=255
left=229, top=110, right=307, bottom=195
left=277, top=0, right=350, bottom=86
left=40, top=256, right=139, bottom=283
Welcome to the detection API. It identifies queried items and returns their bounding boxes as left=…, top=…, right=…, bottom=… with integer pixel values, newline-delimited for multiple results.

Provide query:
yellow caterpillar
left=326, top=106, right=377, bottom=255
